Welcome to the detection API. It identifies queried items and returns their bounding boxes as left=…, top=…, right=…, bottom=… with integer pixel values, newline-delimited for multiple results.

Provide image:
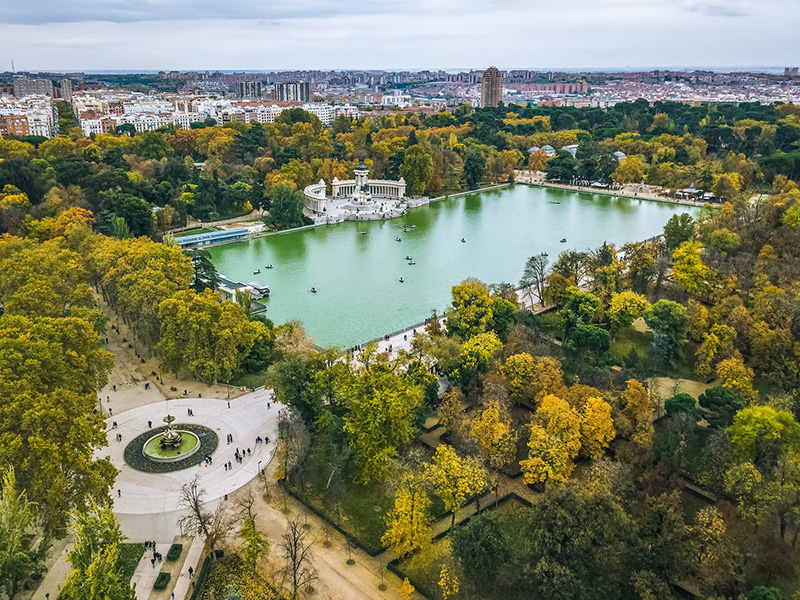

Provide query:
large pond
left=207, top=185, right=701, bottom=348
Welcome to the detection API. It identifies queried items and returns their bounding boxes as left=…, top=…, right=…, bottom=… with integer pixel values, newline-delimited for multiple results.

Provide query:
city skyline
left=1, top=0, right=798, bottom=71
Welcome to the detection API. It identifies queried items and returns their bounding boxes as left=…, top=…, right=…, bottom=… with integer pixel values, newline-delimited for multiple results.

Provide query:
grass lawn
left=290, top=442, right=445, bottom=555
left=531, top=310, right=562, bottom=336
left=119, top=543, right=145, bottom=583
left=229, top=371, right=267, bottom=389
left=173, top=227, right=217, bottom=237
left=609, top=327, right=650, bottom=362
left=200, top=555, right=281, bottom=600
left=290, top=474, right=395, bottom=555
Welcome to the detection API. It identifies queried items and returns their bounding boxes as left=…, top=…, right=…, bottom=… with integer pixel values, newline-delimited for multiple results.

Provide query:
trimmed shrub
left=154, top=572, right=171, bottom=590
left=167, top=543, right=183, bottom=561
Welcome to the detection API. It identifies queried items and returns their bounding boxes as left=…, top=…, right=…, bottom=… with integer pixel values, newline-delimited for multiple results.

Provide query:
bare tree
left=280, top=409, right=311, bottom=486
left=279, top=518, right=318, bottom=599
left=520, top=254, right=548, bottom=307
left=177, top=475, right=232, bottom=556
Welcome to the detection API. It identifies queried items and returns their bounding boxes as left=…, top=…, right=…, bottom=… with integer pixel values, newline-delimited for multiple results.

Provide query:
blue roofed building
left=175, top=227, right=250, bottom=248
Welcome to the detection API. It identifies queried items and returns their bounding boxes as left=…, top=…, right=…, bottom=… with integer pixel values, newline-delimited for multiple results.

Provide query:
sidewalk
left=513, top=170, right=707, bottom=209
left=23, top=538, right=72, bottom=600
left=170, top=537, right=204, bottom=600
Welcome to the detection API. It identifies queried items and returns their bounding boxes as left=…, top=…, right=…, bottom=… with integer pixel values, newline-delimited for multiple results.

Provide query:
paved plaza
left=102, top=391, right=281, bottom=541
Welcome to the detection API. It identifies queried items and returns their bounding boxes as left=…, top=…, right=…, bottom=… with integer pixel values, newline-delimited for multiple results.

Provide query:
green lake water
left=207, top=185, right=701, bottom=348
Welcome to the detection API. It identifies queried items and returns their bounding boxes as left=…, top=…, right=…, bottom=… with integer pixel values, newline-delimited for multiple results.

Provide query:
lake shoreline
left=193, top=180, right=703, bottom=251
left=208, top=185, right=701, bottom=348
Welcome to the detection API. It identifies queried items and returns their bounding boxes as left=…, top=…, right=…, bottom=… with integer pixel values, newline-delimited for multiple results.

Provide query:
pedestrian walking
left=148, top=420, right=152, bottom=428
left=188, top=566, right=194, bottom=579
left=117, top=489, right=121, bottom=497
left=109, top=408, right=113, bottom=415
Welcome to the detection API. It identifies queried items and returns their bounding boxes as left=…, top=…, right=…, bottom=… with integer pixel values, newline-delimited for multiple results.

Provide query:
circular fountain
left=141, top=415, right=200, bottom=463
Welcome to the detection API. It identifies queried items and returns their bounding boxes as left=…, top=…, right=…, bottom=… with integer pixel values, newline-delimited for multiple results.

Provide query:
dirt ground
left=220, top=474, right=417, bottom=600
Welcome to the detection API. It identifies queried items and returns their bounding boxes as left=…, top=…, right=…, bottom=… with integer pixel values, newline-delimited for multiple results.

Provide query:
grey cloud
left=0, top=0, right=426, bottom=24
left=671, top=0, right=749, bottom=16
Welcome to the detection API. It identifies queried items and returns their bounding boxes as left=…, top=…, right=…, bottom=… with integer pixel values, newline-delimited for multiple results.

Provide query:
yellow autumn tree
left=437, top=388, right=463, bottom=434
left=672, top=240, right=714, bottom=298
left=622, top=379, right=654, bottom=446
left=382, top=474, right=432, bottom=557
left=426, top=445, right=488, bottom=525
left=611, top=155, right=646, bottom=184
left=694, top=323, right=736, bottom=380
left=399, top=577, right=415, bottom=600
left=607, top=291, right=649, bottom=336
left=470, top=399, right=518, bottom=468
left=520, top=394, right=581, bottom=486
left=580, top=397, right=616, bottom=459
left=716, top=353, right=757, bottom=404
left=501, top=353, right=565, bottom=405
left=438, top=564, right=460, bottom=598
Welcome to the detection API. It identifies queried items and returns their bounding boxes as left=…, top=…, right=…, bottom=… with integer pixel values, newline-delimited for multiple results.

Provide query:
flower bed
left=124, top=424, right=218, bottom=473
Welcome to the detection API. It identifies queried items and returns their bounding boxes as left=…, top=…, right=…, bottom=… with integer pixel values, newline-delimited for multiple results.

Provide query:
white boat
left=399, top=277, right=405, bottom=283
left=310, top=287, right=317, bottom=293
left=253, top=269, right=261, bottom=274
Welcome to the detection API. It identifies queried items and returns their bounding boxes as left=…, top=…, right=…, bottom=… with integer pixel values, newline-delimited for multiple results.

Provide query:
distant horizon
left=3, top=66, right=793, bottom=76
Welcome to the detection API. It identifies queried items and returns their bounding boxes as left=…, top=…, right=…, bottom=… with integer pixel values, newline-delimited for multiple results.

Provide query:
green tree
left=514, top=483, right=632, bottom=599
left=665, top=393, right=701, bottom=421
left=644, top=299, right=688, bottom=364
left=699, top=386, right=743, bottom=428
left=462, top=151, right=486, bottom=190
left=110, top=215, right=132, bottom=239
left=559, top=286, right=600, bottom=339
left=400, top=145, right=433, bottom=196
left=546, top=149, right=577, bottom=183
left=445, top=279, right=494, bottom=339
left=450, top=510, right=510, bottom=590
left=490, top=296, right=516, bottom=340
left=0, top=468, right=46, bottom=599
left=727, top=406, right=800, bottom=471
left=343, top=369, right=423, bottom=483
left=663, top=213, right=694, bottom=251
left=185, top=248, right=220, bottom=292
left=61, top=504, right=136, bottom=600
left=266, top=183, right=307, bottom=229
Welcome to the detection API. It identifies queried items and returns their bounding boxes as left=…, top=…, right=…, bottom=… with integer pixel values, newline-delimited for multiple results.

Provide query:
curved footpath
left=101, top=392, right=282, bottom=541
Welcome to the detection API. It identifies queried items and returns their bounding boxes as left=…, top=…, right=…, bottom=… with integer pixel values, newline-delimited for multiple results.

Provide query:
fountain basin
left=142, top=430, right=200, bottom=463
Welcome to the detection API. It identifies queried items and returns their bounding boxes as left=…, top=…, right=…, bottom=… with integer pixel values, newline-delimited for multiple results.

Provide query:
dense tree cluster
left=2, top=98, right=800, bottom=597
left=3, top=100, right=797, bottom=240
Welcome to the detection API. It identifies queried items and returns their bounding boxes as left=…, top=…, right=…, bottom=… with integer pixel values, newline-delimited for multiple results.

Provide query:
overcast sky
left=0, top=0, right=797, bottom=72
